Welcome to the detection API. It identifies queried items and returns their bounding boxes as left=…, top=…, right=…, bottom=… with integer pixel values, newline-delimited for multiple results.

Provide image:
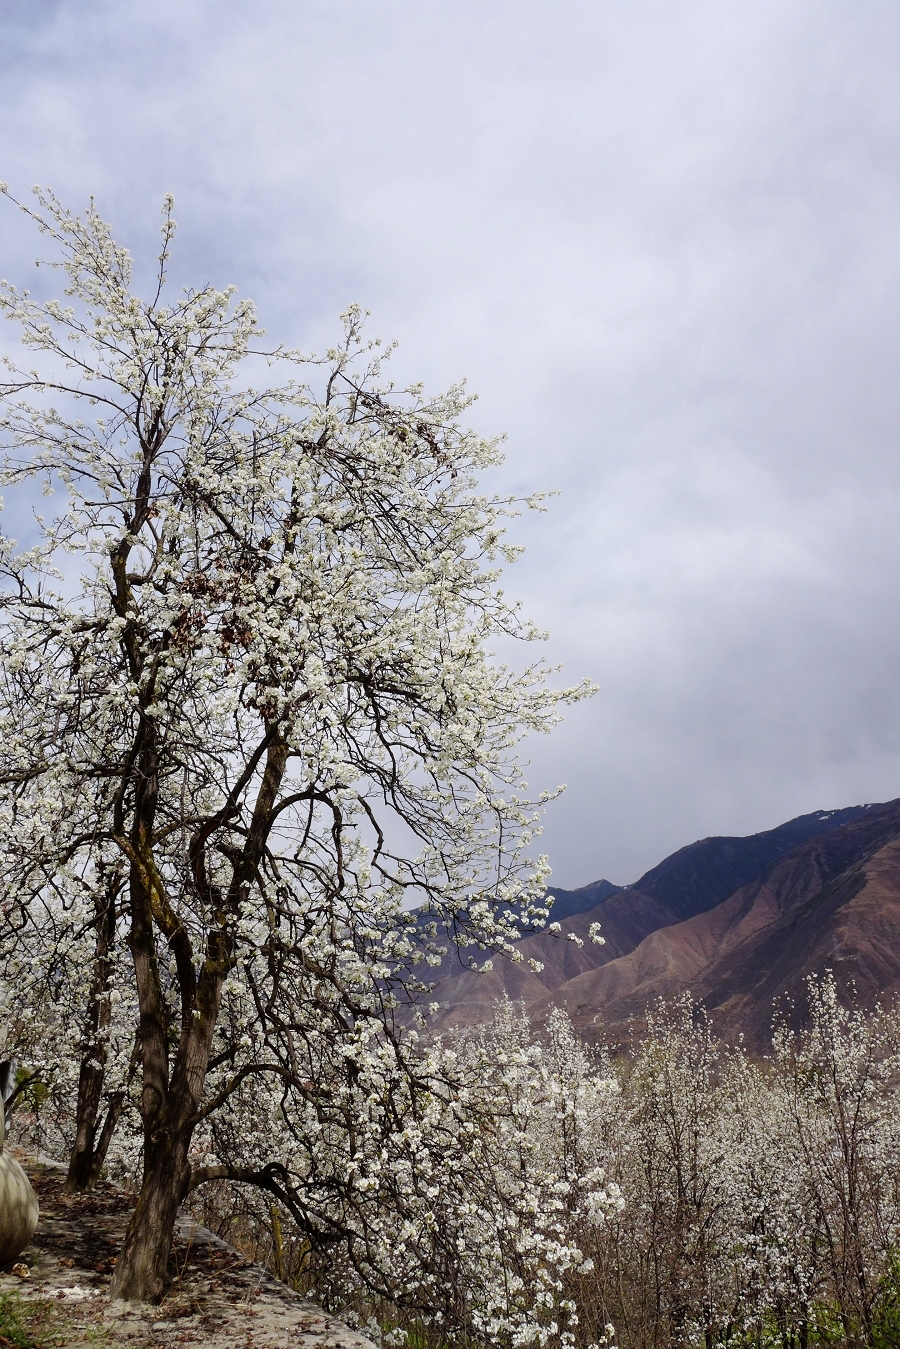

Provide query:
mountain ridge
left=428, top=799, right=900, bottom=1047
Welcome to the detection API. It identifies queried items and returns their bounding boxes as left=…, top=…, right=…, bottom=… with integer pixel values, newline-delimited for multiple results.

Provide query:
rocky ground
left=0, top=1158, right=375, bottom=1349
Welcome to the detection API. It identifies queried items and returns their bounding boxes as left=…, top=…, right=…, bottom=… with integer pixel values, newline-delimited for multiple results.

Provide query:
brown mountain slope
left=533, top=799, right=900, bottom=1047
left=701, top=830, right=900, bottom=1044
left=428, top=799, right=900, bottom=1047
left=426, top=888, right=676, bottom=1030
left=427, top=804, right=879, bottom=1029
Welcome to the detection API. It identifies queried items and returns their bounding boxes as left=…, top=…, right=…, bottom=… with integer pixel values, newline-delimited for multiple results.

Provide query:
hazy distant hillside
left=428, top=800, right=900, bottom=1047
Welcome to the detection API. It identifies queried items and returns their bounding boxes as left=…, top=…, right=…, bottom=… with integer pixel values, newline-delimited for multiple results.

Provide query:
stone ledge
left=1, top=1158, right=376, bottom=1349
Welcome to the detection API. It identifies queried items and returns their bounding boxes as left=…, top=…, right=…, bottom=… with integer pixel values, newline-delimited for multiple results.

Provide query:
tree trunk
left=109, top=729, right=281, bottom=1300
left=65, top=870, right=123, bottom=1193
left=109, top=869, right=226, bottom=1300
left=65, top=1060, right=107, bottom=1192
left=65, top=1088, right=127, bottom=1192
left=110, top=1127, right=192, bottom=1302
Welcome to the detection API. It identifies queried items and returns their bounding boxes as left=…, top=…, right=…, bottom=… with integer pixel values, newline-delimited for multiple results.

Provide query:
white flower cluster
left=190, top=1001, right=623, bottom=1349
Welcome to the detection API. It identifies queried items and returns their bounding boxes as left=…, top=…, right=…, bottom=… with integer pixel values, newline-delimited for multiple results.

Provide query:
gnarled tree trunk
left=109, top=823, right=232, bottom=1300
left=111, top=1125, right=193, bottom=1301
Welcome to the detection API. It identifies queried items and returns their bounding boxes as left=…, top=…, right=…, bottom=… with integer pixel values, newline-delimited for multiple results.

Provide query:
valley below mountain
left=429, top=799, right=900, bottom=1049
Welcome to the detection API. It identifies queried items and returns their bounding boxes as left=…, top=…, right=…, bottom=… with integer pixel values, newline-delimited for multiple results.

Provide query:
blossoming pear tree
left=0, top=188, right=593, bottom=1304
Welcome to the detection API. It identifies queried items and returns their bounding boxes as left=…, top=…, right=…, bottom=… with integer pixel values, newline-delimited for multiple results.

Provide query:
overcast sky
left=2, top=0, right=900, bottom=886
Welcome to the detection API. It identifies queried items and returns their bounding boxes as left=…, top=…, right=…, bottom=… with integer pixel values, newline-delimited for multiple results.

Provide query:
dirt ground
left=0, top=1158, right=376, bottom=1349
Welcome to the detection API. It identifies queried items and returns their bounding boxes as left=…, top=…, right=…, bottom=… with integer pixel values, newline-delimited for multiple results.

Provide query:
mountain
left=621, top=804, right=876, bottom=921
left=427, top=800, right=900, bottom=1047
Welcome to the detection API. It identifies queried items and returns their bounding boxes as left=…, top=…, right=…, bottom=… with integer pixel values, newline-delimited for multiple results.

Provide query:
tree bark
left=110, top=1126, right=193, bottom=1302
left=109, top=904, right=228, bottom=1297
left=110, top=731, right=285, bottom=1301
left=65, top=872, right=126, bottom=1193
left=65, top=1089, right=127, bottom=1192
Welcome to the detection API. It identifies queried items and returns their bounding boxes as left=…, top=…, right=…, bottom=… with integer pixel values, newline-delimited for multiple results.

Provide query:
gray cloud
left=2, top=0, right=900, bottom=883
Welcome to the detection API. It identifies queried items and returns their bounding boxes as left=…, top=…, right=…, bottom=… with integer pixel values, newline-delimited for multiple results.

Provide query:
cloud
left=2, top=0, right=900, bottom=882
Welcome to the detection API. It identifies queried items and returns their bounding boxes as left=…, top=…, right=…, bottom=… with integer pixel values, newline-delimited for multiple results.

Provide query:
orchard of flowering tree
left=2, top=191, right=900, bottom=1349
